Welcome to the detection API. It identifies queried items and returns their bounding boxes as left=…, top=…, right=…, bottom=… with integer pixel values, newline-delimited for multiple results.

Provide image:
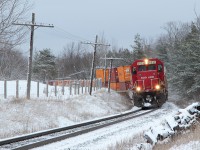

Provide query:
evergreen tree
left=156, top=38, right=169, bottom=63
left=172, top=23, right=200, bottom=100
left=131, top=34, right=146, bottom=59
left=33, top=49, right=57, bottom=82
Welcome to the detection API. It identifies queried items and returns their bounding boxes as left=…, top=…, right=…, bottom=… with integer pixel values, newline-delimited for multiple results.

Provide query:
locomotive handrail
left=150, top=78, right=160, bottom=89
left=136, top=80, right=145, bottom=90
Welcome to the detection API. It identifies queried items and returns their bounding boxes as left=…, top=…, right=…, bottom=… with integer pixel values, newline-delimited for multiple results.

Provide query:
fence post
left=16, top=80, right=19, bottom=99
left=62, top=80, right=64, bottom=95
left=37, top=81, right=39, bottom=98
left=74, top=81, right=76, bottom=95
left=46, top=81, right=48, bottom=97
left=81, top=80, right=84, bottom=94
left=97, top=79, right=99, bottom=90
left=55, top=84, right=57, bottom=97
left=4, top=80, right=7, bottom=99
left=84, top=80, right=87, bottom=94
left=96, top=79, right=98, bottom=90
left=94, top=79, right=96, bottom=91
left=77, top=80, right=80, bottom=95
left=97, top=79, right=101, bottom=89
left=88, top=80, right=90, bottom=93
left=70, top=80, right=72, bottom=95
left=100, top=78, right=102, bottom=89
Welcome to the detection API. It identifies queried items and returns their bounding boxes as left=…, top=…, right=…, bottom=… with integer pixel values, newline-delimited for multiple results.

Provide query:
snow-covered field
left=0, top=80, right=199, bottom=150
left=0, top=80, right=132, bottom=139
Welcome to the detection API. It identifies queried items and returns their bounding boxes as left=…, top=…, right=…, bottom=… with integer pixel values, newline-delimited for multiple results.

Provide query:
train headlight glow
left=155, top=85, right=160, bottom=90
left=136, top=87, right=141, bottom=92
left=144, top=59, right=148, bottom=65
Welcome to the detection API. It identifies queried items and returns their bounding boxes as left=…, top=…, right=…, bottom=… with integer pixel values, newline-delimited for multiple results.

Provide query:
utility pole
left=82, top=35, right=110, bottom=95
left=104, top=54, right=107, bottom=87
left=13, top=13, right=54, bottom=99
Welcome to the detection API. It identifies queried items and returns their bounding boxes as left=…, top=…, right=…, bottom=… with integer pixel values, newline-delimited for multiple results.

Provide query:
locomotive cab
left=129, top=58, right=168, bottom=108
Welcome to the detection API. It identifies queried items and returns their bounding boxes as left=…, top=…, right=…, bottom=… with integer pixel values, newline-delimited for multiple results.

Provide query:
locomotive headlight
left=155, top=85, right=160, bottom=90
left=144, top=59, right=148, bottom=65
left=136, top=87, right=141, bottom=92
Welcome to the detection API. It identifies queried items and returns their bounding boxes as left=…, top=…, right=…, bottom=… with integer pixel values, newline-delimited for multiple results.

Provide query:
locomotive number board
left=137, top=61, right=156, bottom=65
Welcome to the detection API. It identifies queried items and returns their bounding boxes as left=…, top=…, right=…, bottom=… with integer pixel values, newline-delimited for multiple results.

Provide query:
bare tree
left=56, top=42, right=92, bottom=79
left=0, top=0, right=30, bottom=49
left=0, top=48, right=27, bottom=79
left=0, top=0, right=31, bottom=79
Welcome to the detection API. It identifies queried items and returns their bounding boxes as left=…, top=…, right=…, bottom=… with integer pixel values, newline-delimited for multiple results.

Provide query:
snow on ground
left=33, top=102, right=179, bottom=150
left=0, top=80, right=132, bottom=139
left=0, top=80, right=199, bottom=150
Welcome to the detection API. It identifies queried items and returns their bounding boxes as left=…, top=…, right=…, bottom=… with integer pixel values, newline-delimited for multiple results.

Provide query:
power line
left=82, top=35, right=110, bottom=95
left=54, top=26, right=92, bottom=42
left=36, top=28, right=78, bottom=41
left=30, top=26, right=92, bottom=44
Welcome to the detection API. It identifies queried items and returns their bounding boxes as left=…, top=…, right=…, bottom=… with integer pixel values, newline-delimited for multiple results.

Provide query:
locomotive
left=128, top=58, right=168, bottom=108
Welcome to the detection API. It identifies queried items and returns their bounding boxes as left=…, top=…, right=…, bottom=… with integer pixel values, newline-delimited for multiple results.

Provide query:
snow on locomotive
left=128, top=58, right=168, bottom=108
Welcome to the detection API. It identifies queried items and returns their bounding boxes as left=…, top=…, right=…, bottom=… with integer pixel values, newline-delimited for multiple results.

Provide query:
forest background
left=1, top=0, right=200, bottom=103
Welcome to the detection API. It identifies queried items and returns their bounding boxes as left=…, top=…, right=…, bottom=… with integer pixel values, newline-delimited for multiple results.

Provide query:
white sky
left=20, top=0, right=200, bottom=55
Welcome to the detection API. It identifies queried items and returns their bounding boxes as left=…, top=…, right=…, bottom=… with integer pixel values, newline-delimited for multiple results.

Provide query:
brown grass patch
left=153, top=123, right=200, bottom=150
left=107, top=133, right=145, bottom=150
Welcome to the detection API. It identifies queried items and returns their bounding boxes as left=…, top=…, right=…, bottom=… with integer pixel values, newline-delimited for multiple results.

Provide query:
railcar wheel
left=156, top=98, right=162, bottom=108
left=142, top=107, right=149, bottom=110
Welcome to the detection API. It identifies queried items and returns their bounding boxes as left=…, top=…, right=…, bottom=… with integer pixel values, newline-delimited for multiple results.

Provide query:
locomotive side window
left=148, top=64, right=156, bottom=70
left=132, top=67, right=137, bottom=74
left=158, top=64, right=163, bottom=72
left=138, top=65, right=146, bottom=71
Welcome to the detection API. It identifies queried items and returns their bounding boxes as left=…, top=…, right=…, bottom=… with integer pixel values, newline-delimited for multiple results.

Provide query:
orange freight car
left=110, top=82, right=120, bottom=91
left=96, top=68, right=109, bottom=82
left=110, top=68, right=119, bottom=83
left=117, top=66, right=131, bottom=82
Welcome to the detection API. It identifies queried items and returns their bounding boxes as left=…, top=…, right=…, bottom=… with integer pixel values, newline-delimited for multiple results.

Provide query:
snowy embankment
left=133, top=103, right=200, bottom=150
left=145, top=103, right=200, bottom=144
left=0, top=80, right=132, bottom=139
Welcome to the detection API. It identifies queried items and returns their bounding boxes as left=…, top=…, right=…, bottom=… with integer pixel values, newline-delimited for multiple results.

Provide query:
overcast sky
left=20, top=0, right=200, bottom=55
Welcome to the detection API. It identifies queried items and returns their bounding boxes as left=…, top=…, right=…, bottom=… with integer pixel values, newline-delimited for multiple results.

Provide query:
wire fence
left=0, top=79, right=102, bottom=99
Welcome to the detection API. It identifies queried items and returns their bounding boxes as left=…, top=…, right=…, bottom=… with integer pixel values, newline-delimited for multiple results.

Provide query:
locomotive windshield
left=148, top=64, right=156, bottom=70
left=138, top=65, right=146, bottom=71
left=138, top=64, right=156, bottom=71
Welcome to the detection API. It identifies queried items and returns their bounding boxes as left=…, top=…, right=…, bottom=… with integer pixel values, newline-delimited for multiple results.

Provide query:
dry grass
left=106, top=123, right=200, bottom=150
left=153, top=123, right=200, bottom=150
left=172, top=99, right=198, bottom=109
left=107, top=133, right=146, bottom=150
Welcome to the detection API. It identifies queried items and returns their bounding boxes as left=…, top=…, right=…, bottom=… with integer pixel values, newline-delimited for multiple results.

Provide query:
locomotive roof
left=131, top=58, right=164, bottom=65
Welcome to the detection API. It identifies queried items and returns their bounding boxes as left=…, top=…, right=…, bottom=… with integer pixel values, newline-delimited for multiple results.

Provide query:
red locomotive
left=129, top=58, right=168, bottom=108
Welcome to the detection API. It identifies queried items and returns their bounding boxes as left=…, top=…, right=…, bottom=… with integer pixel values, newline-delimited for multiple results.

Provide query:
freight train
left=96, top=58, right=168, bottom=108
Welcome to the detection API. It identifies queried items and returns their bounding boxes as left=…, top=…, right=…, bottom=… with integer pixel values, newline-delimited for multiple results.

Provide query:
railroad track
left=0, top=108, right=157, bottom=150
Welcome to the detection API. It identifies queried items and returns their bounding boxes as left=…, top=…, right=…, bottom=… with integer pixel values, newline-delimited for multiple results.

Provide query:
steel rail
left=0, top=108, right=157, bottom=150
left=0, top=109, right=140, bottom=146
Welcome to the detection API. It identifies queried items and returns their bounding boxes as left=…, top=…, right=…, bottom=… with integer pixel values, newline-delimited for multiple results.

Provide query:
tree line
left=1, top=0, right=200, bottom=101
